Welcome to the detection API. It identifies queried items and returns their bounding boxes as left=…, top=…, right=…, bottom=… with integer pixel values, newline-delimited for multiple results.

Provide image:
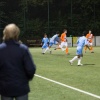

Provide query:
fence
left=7, top=36, right=98, bottom=47
left=68, top=36, right=100, bottom=47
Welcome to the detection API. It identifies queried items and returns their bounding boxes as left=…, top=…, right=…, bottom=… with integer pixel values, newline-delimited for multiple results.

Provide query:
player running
left=49, top=31, right=60, bottom=48
left=41, top=34, right=50, bottom=54
left=59, top=29, right=69, bottom=55
left=69, top=32, right=89, bottom=66
left=84, top=30, right=94, bottom=53
left=42, top=31, right=60, bottom=54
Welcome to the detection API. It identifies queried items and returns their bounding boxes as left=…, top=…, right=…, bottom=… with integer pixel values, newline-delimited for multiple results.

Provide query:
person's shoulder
left=83, top=36, right=87, bottom=40
left=61, top=33, right=64, bottom=36
left=82, top=36, right=86, bottom=38
left=86, top=33, right=89, bottom=36
left=0, top=42, right=6, bottom=49
left=46, top=37, right=49, bottom=39
left=19, top=43, right=28, bottom=50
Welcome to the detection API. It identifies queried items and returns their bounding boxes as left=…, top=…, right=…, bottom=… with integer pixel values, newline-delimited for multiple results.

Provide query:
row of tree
left=0, top=0, right=100, bottom=39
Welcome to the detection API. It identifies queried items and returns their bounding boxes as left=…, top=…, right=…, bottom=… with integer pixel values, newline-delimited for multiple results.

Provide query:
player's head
left=56, top=31, right=60, bottom=36
left=63, top=29, right=67, bottom=34
left=3, top=23, right=20, bottom=41
left=44, top=33, right=47, bottom=38
left=89, top=30, right=92, bottom=34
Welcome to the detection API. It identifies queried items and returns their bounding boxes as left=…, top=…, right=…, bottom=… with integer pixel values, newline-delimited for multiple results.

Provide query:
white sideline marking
left=35, top=74, right=100, bottom=99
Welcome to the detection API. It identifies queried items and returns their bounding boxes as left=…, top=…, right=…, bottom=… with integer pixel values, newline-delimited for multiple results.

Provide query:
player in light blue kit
left=49, top=31, right=60, bottom=47
left=42, top=31, right=60, bottom=54
left=69, top=32, right=90, bottom=66
left=41, top=34, right=50, bottom=54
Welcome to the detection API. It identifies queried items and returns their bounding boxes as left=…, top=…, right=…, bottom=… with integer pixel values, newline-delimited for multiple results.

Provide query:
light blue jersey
left=77, top=36, right=88, bottom=48
left=50, top=34, right=59, bottom=43
left=76, top=36, right=88, bottom=55
left=42, top=37, right=49, bottom=49
left=49, top=34, right=59, bottom=46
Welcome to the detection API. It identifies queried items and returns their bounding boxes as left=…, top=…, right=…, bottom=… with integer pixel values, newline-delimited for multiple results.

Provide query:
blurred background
left=0, top=0, right=100, bottom=43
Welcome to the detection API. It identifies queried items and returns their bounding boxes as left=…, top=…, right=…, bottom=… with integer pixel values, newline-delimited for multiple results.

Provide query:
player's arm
left=65, top=37, right=68, bottom=42
left=41, top=39, right=44, bottom=45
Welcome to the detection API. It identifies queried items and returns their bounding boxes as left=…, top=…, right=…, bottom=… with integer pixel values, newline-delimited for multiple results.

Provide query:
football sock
left=71, top=56, right=78, bottom=62
left=44, top=47, right=50, bottom=53
left=59, top=45, right=64, bottom=51
left=42, top=49, right=45, bottom=53
left=66, top=47, right=68, bottom=54
left=78, top=57, right=82, bottom=65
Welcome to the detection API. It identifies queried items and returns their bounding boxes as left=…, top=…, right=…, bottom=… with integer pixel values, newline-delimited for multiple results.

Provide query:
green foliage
left=0, top=0, right=100, bottom=37
left=0, top=1, right=6, bottom=19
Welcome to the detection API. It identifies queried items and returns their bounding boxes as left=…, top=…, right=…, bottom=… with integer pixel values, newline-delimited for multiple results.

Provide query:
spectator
left=0, top=23, right=36, bottom=100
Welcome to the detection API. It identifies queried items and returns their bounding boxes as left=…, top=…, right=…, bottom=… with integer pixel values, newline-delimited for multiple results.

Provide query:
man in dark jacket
left=0, top=23, right=36, bottom=100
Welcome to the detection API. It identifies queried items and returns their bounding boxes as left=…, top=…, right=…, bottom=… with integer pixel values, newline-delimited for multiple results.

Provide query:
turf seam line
left=35, top=74, right=100, bottom=99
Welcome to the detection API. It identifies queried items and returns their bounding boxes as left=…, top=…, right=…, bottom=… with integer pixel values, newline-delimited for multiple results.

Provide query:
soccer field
left=29, top=47, right=100, bottom=100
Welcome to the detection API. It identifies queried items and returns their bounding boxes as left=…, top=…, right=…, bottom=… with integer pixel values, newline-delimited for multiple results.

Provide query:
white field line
left=35, top=74, right=100, bottom=99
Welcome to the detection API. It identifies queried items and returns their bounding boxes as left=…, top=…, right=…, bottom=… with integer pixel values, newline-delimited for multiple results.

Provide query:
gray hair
left=3, top=23, right=20, bottom=41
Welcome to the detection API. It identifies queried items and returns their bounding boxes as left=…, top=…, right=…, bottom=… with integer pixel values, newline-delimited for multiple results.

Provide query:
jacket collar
left=4, top=39, right=19, bottom=45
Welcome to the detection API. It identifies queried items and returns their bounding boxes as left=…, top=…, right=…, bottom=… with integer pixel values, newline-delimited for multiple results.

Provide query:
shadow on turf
left=83, top=64, right=95, bottom=66
left=51, top=53, right=75, bottom=57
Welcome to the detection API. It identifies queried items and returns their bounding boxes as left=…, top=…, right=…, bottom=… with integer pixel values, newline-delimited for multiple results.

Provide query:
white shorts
left=87, top=41, right=93, bottom=46
left=59, top=42, right=68, bottom=48
left=89, top=42, right=93, bottom=46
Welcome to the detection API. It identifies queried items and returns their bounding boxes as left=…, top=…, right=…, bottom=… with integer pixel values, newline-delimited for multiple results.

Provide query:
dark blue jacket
left=0, top=40, right=36, bottom=97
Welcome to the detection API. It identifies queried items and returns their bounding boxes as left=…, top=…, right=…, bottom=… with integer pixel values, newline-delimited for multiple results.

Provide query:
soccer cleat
left=54, top=48, right=56, bottom=50
left=69, top=60, right=73, bottom=65
left=77, top=63, right=83, bottom=66
left=42, top=53, right=45, bottom=54
left=91, top=51, right=94, bottom=53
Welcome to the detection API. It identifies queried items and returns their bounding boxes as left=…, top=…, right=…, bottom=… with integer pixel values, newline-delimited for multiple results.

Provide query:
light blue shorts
left=49, top=42, right=54, bottom=47
left=76, top=46, right=83, bottom=55
left=42, top=44, right=48, bottom=49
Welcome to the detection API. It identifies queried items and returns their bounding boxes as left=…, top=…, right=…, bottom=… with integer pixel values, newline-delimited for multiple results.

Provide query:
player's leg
left=65, top=42, right=69, bottom=54
left=69, top=46, right=82, bottom=66
left=77, top=55, right=83, bottom=66
left=54, top=45, right=61, bottom=50
left=54, top=40, right=61, bottom=50
left=84, top=41, right=89, bottom=53
left=77, top=48, right=83, bottom=66
left=44, top=42, right=52, bottom=54
left=89, top=42, right=94, bottom=53
left=59, top=42, right=65, bottom=51
left=48, top=42, right=53, bottom=54
left=54, top=42, right=62, bottom=50
left=69, top=47, right=79, bottom=65
left=42, top=44, right=46, bottom=54
left=84, top=45, right=87, bottom=53
left=69, top=56, right=78, bottom=65
left=44, top=47, right=49, bottom=53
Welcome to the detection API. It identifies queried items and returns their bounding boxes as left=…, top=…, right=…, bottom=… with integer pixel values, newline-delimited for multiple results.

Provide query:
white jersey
left=77, top=36, right=88, bottom=48
left=50, top=34, right=59, bottom=43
